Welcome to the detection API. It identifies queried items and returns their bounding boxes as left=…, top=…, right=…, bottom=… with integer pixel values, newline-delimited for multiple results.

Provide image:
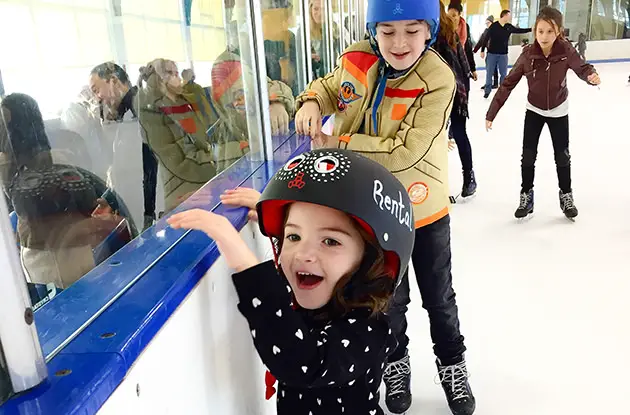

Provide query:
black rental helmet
left=256, top=148, right=415, bottom=287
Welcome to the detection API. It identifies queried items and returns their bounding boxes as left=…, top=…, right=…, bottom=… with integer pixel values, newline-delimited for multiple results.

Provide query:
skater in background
left=485, top=6, right=600, bottom=220
left=577, top=32, right=586, bottom=61
left=477, top=9, right=532, bottom=98
left=437, top=1, right=477, bottom=199
left=294, top=0, right=476, bottom=413
left=474, top=15, right=499, bottom=90
left=168, top=149, right=414, bottom=415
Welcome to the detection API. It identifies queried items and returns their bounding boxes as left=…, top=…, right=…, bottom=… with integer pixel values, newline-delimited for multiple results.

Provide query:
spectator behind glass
left=307, top=0, right=340, bottom=79
left=0, top=93, right=134, bottom=288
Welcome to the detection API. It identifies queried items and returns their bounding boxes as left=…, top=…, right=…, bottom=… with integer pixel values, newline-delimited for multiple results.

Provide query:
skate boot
left=559, top=190, right=578, bottom=219
left=461, top=170, right=477, bottom=198
left=514, top=189, right=534, bottom=219
left=435, top=358, right=476, bottom=415
left=143, top=214, right=156, bottom=232
left=383, top=354, right=412, bottom=414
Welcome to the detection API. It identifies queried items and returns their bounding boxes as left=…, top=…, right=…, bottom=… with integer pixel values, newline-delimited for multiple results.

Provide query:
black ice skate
left=384, top=354, right=412, bottom=414
left=436, top=359, right=476, bottom=415
left=515, top=189, right=534, bottom=219
left=461, top=170, right=477, bottom=198
left=559, top=190, right=578, bottom=220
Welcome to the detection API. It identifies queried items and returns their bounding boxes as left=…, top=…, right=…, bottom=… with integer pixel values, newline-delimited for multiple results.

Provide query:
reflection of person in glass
left=0, top=93, right=134, bottom=288
left=138, top=59, right=250, bottom=212
left=212, top=32, right=295, bottom=136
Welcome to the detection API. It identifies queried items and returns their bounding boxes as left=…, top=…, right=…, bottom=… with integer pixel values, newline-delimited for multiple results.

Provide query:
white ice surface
left=393, top=62, right=630, bottom=415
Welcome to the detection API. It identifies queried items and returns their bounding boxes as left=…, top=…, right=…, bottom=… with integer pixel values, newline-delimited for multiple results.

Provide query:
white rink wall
left=474, top=38, right=630, bottom=69
left=97, top=223, right=276, bottom=415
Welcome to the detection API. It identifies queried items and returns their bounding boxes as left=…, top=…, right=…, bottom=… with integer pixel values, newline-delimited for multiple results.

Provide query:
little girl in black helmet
left=168, top=148, right=414, bottom=415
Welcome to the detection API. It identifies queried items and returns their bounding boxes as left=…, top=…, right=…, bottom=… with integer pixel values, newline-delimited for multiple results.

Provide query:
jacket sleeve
left=139, top=108, right=215, bottom=183
left=295, top=65, right=341, bottom=116
left=508, top=24, right=532, bottom=34
left=339, top=67, right=455, bottom=173
left=268, top=78, right=296, bottom=117
left=473, top=28, right=489, bottom=53
left=232, top=261, right=396, bottom=388
left=486, top=52, right=527, bottom=122
left=465, top=24, right=476, bottom=72
left=566, top=44, right=596, bottom=83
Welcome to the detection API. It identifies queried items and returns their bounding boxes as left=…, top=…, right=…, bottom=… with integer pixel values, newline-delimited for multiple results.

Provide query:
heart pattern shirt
left=232, top=261, right=398, bottom=415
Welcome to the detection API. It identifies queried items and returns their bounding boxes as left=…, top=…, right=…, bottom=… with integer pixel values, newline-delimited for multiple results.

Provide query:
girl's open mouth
left=296, top=272, right=324, bottom=290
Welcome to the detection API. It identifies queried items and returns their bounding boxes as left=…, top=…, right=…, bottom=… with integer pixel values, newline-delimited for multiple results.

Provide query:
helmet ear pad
left=257, top=200, right=401, bottom=283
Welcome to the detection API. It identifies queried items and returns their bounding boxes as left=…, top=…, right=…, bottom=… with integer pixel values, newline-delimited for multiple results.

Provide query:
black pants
left=450, top=112, right=473, bottom=172
left=142, top=143, right=158, bottom=218
left=387, top=214, right=466, bottom=365
left=521, top=110, right=571, bottom=194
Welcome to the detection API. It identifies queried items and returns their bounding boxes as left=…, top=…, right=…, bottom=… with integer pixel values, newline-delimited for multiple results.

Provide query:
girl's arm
left=486, top=53, right=527, bottom=122
left=233, top=261, right=397, bottom=388
left=336, top=63, right=456, bottom=172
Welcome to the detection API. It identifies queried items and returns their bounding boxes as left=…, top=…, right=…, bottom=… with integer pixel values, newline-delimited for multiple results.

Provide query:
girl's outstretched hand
left=587, top=73, right=601, bottom=85
left=167, top=209, right=259, bottom=272
left=486, top=120, right=493, bottom=131
left=220, top=188, right=262, bottom=222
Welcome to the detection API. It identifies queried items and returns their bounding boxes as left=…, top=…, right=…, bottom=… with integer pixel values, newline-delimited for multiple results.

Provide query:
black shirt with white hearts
left=232, top=261, right=398, bottom=415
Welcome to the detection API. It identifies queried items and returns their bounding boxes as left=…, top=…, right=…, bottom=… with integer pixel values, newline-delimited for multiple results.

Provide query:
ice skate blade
left=564, top=215, right=577, bottom=222
left=515, top=211, right=534, bottom=222
left=450, top=192, right=476, bottom=204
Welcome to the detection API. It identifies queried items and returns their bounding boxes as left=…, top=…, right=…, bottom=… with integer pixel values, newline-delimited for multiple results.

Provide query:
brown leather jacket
left=486, top=38, right=596, bottom=121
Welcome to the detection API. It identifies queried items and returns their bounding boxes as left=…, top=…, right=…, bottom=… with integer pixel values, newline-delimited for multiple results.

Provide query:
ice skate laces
left=519, top=192, right=530, bottom=208
left=435, top=361, right=471, bottom=400
left=384, top=355, right=411, bottom=396
left=560, top=192, right=575, bottom=210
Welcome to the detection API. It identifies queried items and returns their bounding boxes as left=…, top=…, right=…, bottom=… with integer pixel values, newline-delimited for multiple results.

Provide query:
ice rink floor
left=390, top=62, right=630, bottom=414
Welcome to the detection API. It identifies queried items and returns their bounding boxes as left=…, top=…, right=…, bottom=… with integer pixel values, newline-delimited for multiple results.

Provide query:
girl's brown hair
left=438, top=1, right=458, bottom=49
left=535, top=6, right=564, bottom=38
left=275, top=208, right=394, bottom=320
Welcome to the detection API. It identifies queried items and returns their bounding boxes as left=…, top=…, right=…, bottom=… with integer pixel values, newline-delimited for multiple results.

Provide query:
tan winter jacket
left=296, top=40, right=456, bottom=228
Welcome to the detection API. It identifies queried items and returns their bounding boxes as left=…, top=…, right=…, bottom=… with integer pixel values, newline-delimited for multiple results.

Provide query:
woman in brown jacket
left=485, top=6, right=600, bottom=220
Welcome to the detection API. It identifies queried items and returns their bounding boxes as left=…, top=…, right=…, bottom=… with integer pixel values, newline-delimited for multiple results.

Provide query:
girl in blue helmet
left=294, top=0, right=475, bottom=414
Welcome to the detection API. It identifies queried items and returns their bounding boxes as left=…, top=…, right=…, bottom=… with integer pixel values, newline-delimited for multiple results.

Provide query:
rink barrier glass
left=0, top=0, right=328, bottom=365
left=0, top=124, right=316, bottom=415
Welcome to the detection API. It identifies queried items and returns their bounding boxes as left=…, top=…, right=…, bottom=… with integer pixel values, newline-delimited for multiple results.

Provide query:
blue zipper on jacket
left=371, top=64, right=389, bottom=133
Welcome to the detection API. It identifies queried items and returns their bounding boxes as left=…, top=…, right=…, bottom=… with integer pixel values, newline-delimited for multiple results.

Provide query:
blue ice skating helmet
left=366, top=0, right=440, bottom=46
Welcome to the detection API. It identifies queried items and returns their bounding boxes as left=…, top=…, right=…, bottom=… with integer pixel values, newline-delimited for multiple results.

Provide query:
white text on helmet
left=373, top=179, right=413, bottom=232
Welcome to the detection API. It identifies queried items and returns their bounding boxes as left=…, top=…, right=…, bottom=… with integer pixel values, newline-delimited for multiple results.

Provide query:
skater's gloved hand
left=220, top=188, right=262, bottom=222
left=471, top=71, right=478, bottom=81
left=587, top=73, right=601, bottom=85
left=485, top=120, right=493, bottom=131
left=295, top=101, right=322, bottom=137
left=167, top=209, right=259, bottom=272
